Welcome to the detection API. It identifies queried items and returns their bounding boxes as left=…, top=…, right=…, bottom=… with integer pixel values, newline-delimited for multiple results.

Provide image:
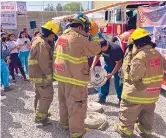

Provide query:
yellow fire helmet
left=130, top=28, right=150, bottom=41
left=89, top=20, right=99, bottom=35
left=41, top=20, right=59, bottom=34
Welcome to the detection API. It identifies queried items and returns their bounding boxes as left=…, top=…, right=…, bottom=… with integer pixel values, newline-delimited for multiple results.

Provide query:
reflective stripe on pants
left=53, top=74, right=89, bottom=87
left=30, top=74, right=52, bottom=84
left=122, top=93, right=159, bottom=104
left=28, top=59, right=38, bottom=65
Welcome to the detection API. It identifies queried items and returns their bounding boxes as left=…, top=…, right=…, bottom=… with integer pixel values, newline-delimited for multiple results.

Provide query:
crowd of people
left=0, top=25, right=40, bottom=100
left=1, top=12, right=166, bottom=138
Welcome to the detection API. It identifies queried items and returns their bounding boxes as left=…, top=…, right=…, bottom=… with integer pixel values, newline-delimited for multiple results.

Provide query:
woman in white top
left=17, top=31, right=31, bottom=75
left=7, top=33, right=28, bottom=83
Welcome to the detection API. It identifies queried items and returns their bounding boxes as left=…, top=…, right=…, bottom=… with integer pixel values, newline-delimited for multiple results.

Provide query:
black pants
left=10, top=53, right=26, bottom=80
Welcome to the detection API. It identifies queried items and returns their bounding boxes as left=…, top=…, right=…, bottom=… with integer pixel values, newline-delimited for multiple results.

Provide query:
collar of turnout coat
left=132, top=44, right=153, bottom=55
left=63, top=28, right=88, bottom=37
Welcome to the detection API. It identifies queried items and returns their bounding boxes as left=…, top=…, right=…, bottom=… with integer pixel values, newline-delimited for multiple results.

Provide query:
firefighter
left=91, top=39, right=124, bottom=104
left=53, top=13, right=101, bottom=138
left=28, top=20, right=59, bottom=125
left=115, top=28, right=166, bottom=137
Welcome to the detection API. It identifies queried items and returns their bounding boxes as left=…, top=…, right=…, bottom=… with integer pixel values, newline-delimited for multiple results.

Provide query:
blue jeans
left=98, top=64, right=123, bottom=101
left=19, top=51, right=29, bottom=74
left=0, top=59, right=9, bottom=87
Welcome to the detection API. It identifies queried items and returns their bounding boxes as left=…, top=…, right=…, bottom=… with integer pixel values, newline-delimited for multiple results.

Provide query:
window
left=116, top=8, right=122, bottom=22
left=109, top=10, right=114, bottom=23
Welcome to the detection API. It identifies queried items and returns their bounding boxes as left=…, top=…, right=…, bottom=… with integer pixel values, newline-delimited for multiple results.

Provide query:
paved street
left=1, top=78, right=166, bottom=138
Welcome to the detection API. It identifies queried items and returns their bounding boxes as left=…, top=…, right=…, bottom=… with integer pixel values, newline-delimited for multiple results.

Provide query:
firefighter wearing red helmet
left=53, top=13, right=101, bottom=138
left=115, top=28, right=166, bottom=137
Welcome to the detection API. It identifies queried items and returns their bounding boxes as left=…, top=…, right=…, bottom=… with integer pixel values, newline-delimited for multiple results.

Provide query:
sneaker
left=24, top=78, right=30, bottom=82
left=1, top=96, right=6, bottom=101
left=118, top=97, right=122, bottom=106
left=4, top=86, right=13, bottom=92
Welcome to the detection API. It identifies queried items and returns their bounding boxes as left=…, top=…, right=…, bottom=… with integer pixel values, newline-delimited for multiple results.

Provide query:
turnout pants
left=119, top=100, right=156, bottom=135
left=58, top=82, right=88, bottom=134
left=34, top=83, right=54, bottom=117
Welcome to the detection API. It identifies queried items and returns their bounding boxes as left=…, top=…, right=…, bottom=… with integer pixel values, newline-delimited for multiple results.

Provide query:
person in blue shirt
left=91, top=39, right=124, bottom=104
left=97, top=31, right=103, bottom=39
left=1, top=33, right=13, bottom=92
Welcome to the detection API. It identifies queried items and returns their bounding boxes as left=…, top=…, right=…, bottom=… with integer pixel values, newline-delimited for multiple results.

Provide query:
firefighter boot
left=35, top=112, right=52, bottom=126
left=47, top=110, right=51, bottom=117
left=70, top=128, right=90, bottom=138
left=60, top=122, right=69, bottom=130
left=134, top=123, right=152, bottom=138
left=114, top=124, right=133, bottom=138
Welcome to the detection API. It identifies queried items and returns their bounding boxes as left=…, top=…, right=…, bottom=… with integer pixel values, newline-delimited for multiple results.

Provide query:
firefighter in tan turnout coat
left=116, top=28, right=166, bottom=138
left=28, top=21, right=59, bottom=125
left=53, top=13, right=101, bottom=138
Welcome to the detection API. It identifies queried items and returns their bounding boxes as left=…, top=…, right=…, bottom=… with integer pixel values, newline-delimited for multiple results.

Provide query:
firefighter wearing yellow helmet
left=115, top=28, right=166, bottom=137
left=28, top=20, right=59, bottom=125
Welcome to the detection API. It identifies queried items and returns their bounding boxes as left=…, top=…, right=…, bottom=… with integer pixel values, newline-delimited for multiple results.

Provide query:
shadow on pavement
left=82, top=130, right=112, bottom=138
left=88, top=87, right=98, bottom=95
left=104, top=111, right=119, bottom=117
left=104, top=101, right=120, bottom=108
left=37, top=120, right=70, bottom=138
left=1, top=80, right=34, bottom=138
left=153, top=113, right=166, bottom=137
left=1, top=105, right=22, bottom=138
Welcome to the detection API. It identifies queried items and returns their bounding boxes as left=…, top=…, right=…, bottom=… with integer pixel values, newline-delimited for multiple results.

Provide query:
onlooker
left=9, top=64, right=19, bottom=75
left=17, top=31, right=31, bottom=75
left=7, top=33, right=28, bottom=83
left=1, top=33, right=13, bottom=92
left=0, top=25, right=5, bottom=33
left=23, top=28, right=32, bottom=41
